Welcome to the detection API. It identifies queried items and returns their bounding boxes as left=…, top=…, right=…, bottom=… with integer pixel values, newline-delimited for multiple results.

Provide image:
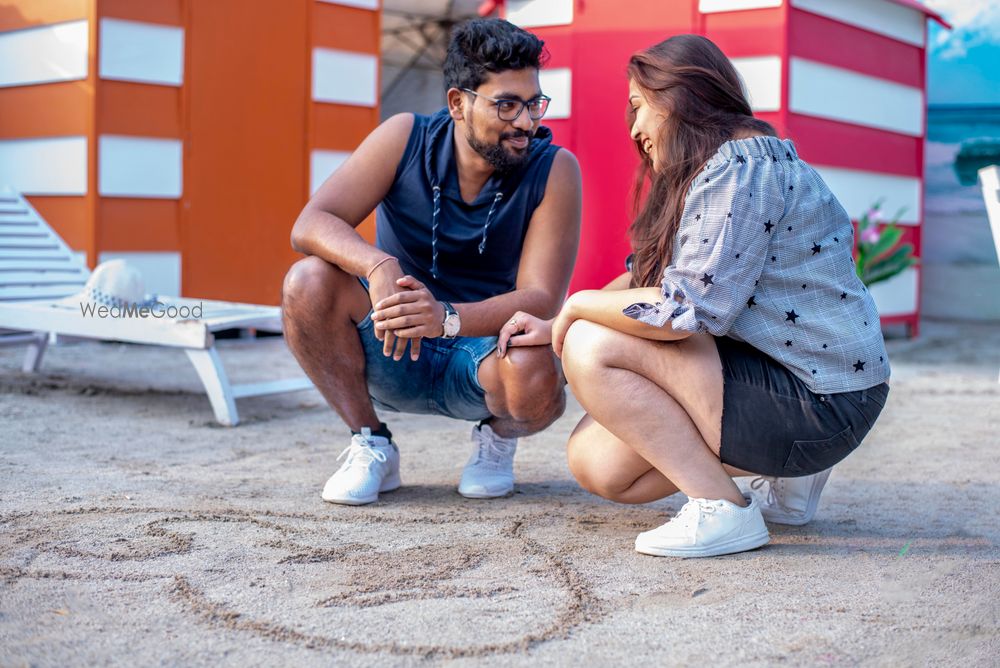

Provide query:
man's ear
left=446, top=87, right=466, bottom=121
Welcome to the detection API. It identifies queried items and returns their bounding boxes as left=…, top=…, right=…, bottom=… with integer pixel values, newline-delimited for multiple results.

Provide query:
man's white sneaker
left=458, top=424, right=517, bottom=499
left=321, top=428, right=400, bottom=505
left=739, top=468, right=832, bottom=526
left=635, top=495, right=770, bottom=558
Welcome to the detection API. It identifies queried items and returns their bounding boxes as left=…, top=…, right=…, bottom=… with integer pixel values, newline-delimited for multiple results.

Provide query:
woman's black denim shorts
left=715, top=336, right=889, bottom=477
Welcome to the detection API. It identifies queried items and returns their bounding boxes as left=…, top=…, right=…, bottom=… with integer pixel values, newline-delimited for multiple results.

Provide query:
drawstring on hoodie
left=478, top=192, right=504, bottom=255
left=430, top=187, right=505, bottom=279
left=430, top=185, right=442, bottom=278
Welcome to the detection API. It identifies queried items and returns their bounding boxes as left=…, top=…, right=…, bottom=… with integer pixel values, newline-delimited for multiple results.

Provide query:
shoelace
left=669, top=498, right=717, bottom=532
left=471, top=433, right=514, bottom=471
left=750, top=476, right=795, bottom=514
left=337, top=438, right=388, bottom=470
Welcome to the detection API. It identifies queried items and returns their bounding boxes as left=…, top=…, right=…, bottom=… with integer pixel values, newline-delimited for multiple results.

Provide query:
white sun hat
left=60, top=259, right=160, bottom=309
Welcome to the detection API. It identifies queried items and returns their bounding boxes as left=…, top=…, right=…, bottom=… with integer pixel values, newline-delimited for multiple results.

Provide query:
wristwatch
left=440, top=301, right=461, bottom=339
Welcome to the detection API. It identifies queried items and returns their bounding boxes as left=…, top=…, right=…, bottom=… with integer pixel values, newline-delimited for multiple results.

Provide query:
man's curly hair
left=444, top=18, right=547, bottom=91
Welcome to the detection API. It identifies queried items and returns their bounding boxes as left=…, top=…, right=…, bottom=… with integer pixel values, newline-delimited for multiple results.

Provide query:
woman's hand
left=497, top=312, right=553, bottom=358
left=551, top=291, right=594, bottom=359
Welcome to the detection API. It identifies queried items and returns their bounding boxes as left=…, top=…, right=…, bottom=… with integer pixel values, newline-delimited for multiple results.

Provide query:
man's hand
left=366, top=258, right=415, bottom=361
left=372, top=275, right=445, bottom=361
left=497, top=312, right=553, bottom=358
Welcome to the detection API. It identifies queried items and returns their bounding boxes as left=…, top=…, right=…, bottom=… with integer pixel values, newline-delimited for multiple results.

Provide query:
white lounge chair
left=0, top=187, right=314, bottom=425
left=977, top=165, right=1000, bottom=383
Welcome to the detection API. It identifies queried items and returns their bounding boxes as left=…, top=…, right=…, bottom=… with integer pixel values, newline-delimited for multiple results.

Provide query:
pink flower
left=860, top=226, right=880, bottom=244
left=866, top=207, right=883, bottom=223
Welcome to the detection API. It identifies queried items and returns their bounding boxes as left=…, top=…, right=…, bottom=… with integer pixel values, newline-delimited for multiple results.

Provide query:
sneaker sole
left=321, top=474, right=401, bottom=506
left=457, top=487, right=514, bottom=499
left=635, top=530, right=770, bottom=558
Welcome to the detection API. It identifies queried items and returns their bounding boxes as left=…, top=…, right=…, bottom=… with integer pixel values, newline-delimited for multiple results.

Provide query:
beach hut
left=0, top=0, right=381, bottom=305
left=502, top=0, right=948, bottom=337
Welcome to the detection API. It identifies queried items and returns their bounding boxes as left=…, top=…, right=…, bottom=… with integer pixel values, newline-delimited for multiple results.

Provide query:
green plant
left=855, top=200, right=918, bottom=287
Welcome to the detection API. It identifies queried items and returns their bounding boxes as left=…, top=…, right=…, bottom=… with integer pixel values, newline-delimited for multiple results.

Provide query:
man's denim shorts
left=355, top=279, right=497, bottom=421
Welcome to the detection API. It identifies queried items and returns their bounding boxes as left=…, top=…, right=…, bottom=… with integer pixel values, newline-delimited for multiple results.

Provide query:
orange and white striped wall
left=505, top=0, right=946, bottom=336
left=0, top=0, right=380, bottom=305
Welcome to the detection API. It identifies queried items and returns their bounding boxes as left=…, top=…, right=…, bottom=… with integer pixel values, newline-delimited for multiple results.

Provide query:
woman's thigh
left=563, top=321, right=725, bottom=454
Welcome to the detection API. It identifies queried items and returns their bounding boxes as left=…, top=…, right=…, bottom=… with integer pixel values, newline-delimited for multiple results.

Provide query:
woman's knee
left=561, top=319, right=619, bottom=384
left=566, top=432, right=630, bottom=502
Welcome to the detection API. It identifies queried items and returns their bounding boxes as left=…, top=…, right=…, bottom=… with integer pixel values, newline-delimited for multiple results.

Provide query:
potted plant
left=855, top=200, right=918, bottom=287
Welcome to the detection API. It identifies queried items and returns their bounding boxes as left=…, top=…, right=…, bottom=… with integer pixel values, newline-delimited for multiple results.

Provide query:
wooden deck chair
left=0, top=187, right=313, bottom=425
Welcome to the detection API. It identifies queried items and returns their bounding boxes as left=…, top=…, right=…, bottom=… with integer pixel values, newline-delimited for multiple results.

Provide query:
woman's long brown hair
left=627, top=35, right=777, bottom=288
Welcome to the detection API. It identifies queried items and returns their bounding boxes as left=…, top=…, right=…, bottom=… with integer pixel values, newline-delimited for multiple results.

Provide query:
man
left=282, top=18, right=582, bottom=505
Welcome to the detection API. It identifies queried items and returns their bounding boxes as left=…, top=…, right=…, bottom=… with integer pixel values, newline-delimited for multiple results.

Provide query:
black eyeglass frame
left=460, top=88, right=552, bottom=122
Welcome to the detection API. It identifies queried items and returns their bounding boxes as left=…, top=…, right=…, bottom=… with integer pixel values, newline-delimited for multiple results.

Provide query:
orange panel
left=0, top=81, right=91, bottom=138
left=183, top=0, right=308, bottom=305
left=98, top=0, right=181, bottom=25
left=313, top=4, right=378, bottom=54
left=312, top=103, right=379, bottom=151
left=98, top=81, right=182, bottom=138
left=0, top=0, right=88, bottom=31
left=26, top=196, right=90, bottom=253
left=99, top=199, right=180, bottom=250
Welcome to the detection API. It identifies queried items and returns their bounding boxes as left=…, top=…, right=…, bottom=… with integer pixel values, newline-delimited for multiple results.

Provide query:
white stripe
left=99, top=18, right=184, bottom=87
left=312, top=48, right=377, bottom=107
left=790, top=58, right=923, bottom=136
left=791, top=0, right=925, bottom=47
left=310, top=150, right=351, bottom=196
left=0, top=136, right=88, bottom=196
left=812, top=165, right=921, bottom=225
left=868, top=266, right=917, bottom=317
left=731, top=56, right=782, bottom=112
left=700, top=0, right=782, bottom=12
left=97, top=251, right=181, bottom=297
left=539, top=68, right=571, bottom=120
left=99, top=135, right=183, bottom=199
left=507, top=0, right=573, bottom=27
left=0, top=20, right=88, bottom=88
left=316, top=0, right=379, bottom=8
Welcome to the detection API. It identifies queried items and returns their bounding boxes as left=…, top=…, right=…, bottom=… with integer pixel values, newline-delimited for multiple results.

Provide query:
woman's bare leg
left=561, top=319, right=748, bottom=506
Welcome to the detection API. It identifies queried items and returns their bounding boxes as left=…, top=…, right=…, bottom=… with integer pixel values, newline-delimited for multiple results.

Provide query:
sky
left=925, top=0, right=1000, bottom=105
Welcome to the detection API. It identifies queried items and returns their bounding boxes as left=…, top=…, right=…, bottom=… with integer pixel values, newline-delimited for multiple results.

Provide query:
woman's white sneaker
left=458, top=424, right=517, bottom=499
left=321, top=428, right=400, bottom=505
left=739, top=468, right=832, bottom=526
left=635, top=495, right=770, bottom=558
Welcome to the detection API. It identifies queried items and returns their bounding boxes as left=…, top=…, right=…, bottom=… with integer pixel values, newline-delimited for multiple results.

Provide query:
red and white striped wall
left=506, top=0, right=946, bottom=335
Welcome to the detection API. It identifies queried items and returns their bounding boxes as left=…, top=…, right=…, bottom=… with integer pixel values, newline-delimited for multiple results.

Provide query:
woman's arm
left=552, top=288, right=691, bottom=357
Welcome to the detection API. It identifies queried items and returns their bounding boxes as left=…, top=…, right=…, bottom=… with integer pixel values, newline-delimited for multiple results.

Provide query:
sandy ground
left=0, top=320, right=998, bottom=666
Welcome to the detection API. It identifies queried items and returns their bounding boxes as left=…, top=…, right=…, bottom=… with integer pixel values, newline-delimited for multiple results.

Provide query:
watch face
left=444, top=314, right=460, bottom=337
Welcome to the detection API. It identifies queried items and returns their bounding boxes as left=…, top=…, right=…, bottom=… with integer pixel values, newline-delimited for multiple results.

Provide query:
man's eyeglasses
left=461, top=88, right=552, bottom=122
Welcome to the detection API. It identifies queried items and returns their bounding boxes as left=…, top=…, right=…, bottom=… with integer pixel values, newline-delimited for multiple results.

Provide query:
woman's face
left=628, top=79, right=666, bottom=169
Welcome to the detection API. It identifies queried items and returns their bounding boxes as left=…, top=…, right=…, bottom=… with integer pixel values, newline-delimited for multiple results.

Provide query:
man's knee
left=498, top=346, right=565, bottom=425
left=282, top=256, right=356, bottom=319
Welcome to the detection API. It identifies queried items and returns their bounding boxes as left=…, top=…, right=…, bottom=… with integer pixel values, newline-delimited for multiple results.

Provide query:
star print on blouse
left=785, top=340, right=792, bottom=347
left=747, top=295, right=757, bottom=308
left=840, top=292, right=847, bottom=300
left=853, top=360, right=866, bottom=372
left=700, top=273, right=714, bottom=287
left=786, top=309, right=800, bottom=323
left=812, top=243, right=822, bottom=255
left=736, top=155, right=746, bottom=164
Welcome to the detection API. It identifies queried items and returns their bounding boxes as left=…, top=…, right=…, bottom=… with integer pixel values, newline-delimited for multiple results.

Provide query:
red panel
left=788, top=9, right=923, bottom=88
left=99, top=81, right=182, bottom=138
left=536, top=31, right=572, bottom=69
left=786, top=114, right=921, bottom=177
left=99, top=0, right=181, bottom=25
left=702, top=8, right=785, bottom=55
left=571, top=0, right=695, bottom=32
left=26, top=196, right=90, bottom=252
left=313, top=3, right=378, bottom=54
left=0, top=0, right=87, bottom=31
left=99, top=199, right=180, bottom=250
left=0, top=81, right=89, bottom=138
left=312, top=103, right=380, bottom=151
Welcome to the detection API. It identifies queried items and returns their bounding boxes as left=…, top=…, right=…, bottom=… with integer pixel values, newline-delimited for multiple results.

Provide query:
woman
left=497, top=35, right=890, bottom=558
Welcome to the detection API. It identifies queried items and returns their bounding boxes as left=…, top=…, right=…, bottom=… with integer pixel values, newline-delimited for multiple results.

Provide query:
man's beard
left=466, top=127, right=532, bottom=173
